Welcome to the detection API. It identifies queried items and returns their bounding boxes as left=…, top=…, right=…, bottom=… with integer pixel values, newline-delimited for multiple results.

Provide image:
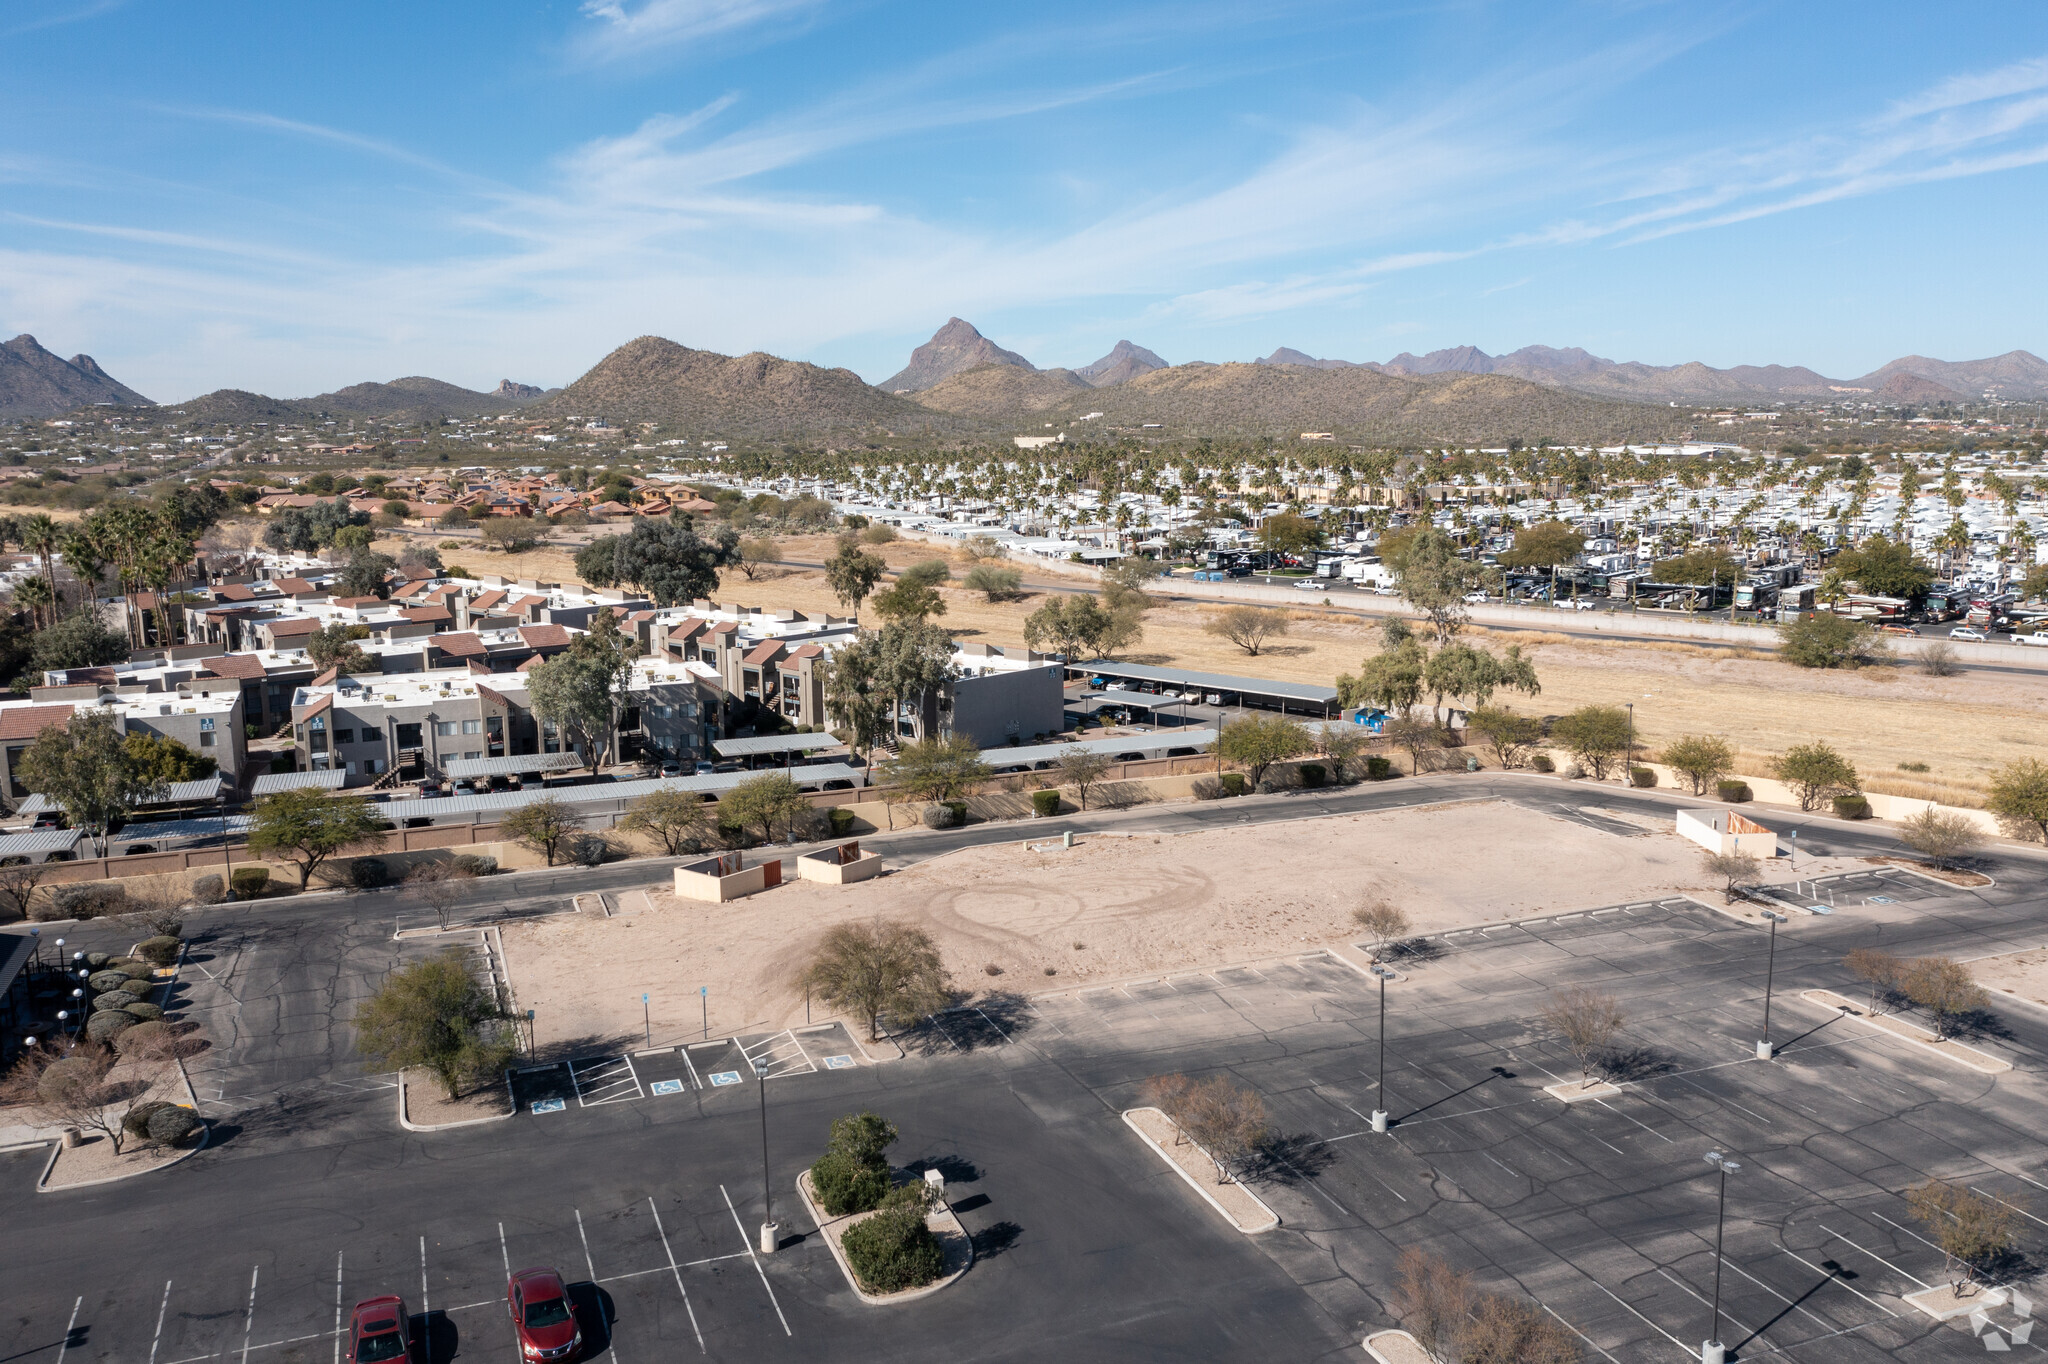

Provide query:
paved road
left=7, top=786, right=2045, bottom=1361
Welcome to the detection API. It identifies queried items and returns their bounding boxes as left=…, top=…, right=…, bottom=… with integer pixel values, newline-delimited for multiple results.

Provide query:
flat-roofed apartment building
left=0, top=684, right=247, bottom=809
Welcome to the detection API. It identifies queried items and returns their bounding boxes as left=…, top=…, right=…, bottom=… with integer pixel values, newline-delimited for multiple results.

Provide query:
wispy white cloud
left=575, top=0, right=825, bottom=61
left=0, top=0, right=123, bottom=41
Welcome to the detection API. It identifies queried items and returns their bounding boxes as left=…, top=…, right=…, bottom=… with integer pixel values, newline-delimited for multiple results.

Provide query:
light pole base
left=1756, top=1039, right=1774, bottom=1060
left=1370, top=1110, right=1389, bottom=1134
left=758, top=1220, right=779, bottom=1254
left=1701, top=1340, right=1725, bottom=1364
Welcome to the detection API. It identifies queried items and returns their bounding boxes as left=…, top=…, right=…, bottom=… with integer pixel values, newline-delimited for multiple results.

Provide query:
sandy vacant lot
left=1970, top=948, right=2048, bottom=1013
left=499, top=798, right=1860, bottom=1052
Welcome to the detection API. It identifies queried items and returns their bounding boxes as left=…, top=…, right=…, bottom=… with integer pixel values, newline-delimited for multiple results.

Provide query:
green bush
left=1630, top=767, right=1657, bottom=788
left=1717, top=780, right=1751, bottom=802
left=38, top=1056, right=99, bottom=1103
left=1528, top=753, right=1555, bottom=773
left=53, top=884, right=128, bottom=919
left=123, top=1001, right=164, bottom=1022
left=1833, top=794, right=1872, bottom=820
left=190, top=873, right=225, bottom=905
left=113, top=958, right=156, bottom=978
left=828, top=807, right=857, bottom=837
left=92, top=991, right=138, bottom=1012
left=123, top=1100, right=172, bottom=1141
left=1299, top=763, right=1326, bottom=788
left=810, top=1150, right=891, bottom=1216
left=348, top=858, right=388, bottom=889
left=231, top=867, right=270, bottom=897
left=138, top=936, right=182, bottom=967
left=920, top=802, right=964, bottom=830
left=88, top=970, right=132, bottom=993
left=1219, top=772, right=1248, bottom=795
left=1363, top=756, right=1394, bottom=780
left=86, top=1011, right=135, bottom=1044
left=840, top=1203, right=945, bottom=1293
left=146, top=1106, right=201, bottom=1147
left=451, top=854, right=497, bottom=877
left=85, top=951, right=110, bottom=969
left=119, top=1019, right=171, bottom=1051
left=1191, top=776, right=1228, bottom=800
left=1030, top=789, right=1061, bottom=817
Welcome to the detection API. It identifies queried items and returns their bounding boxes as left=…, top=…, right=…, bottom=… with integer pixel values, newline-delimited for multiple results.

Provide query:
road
left=7, top=774, right=2046, bottom=1361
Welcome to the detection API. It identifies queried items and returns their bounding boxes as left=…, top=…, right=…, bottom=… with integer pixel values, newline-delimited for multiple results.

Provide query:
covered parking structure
left=1064, top=661, right=1340, bottom=719
left=712, top=733, right=850, bottom=768
left=367, top=763, right=869, bottom=829
left=980, top=729, right=1218, bottom=775
left=251, top=769, right=349, bottom=796
left=441, top=752, right=585, bottom=782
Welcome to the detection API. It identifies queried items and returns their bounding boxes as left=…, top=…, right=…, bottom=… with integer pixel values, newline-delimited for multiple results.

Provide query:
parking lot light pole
left=1757, top=910, right=1787, bottom=1060
left=754, top=1058, right=777, bottom=1254
left=1370, top=964, right=1396, bottom=1133
left=1701, top=1151, right=1741, bottom=1364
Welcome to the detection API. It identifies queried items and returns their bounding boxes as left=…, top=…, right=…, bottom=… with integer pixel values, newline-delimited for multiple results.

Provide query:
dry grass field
left=384, top=528, right=2042, bottom=805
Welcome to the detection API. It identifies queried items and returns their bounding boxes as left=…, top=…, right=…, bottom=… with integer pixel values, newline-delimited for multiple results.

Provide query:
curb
left=36, top=1122, right=210, bottom=1193
left=1795, top=989, right=2011, bottom=1074
left=795, top=1170, right=973, bottom=1305
left=1543, top=1080, right=1624, bottom=1104
left=397, top=1070, right=517, bottom=1132
left=1121, top=1108, right=1278, bottom=1234
left=1362, top=1329, right=1433, bottom=1364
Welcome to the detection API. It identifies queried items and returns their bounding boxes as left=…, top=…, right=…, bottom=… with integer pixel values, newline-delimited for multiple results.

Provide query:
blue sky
left=4, top=1, right=2048, bottom=401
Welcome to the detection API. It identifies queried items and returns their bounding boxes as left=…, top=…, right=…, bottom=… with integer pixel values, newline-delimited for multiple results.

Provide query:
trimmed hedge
left=840, top=1202, right=945, bottom=1293
left=92, top=991, right=138, bottom=1013
left=146, top=1106, right=200, bottom=1146
left=451, top=854, right=497, bottom=877
left=1529, top=753, right=1556, bottom=773
left=1630, top=767, right=1657, bottom=788
left=38, top=1056, right=99, bottom=1103
left=113, top=958, right=156, bottom=978
left=1717, top=780, right=1751, bottom=802
left=828, top=807, right=857, bottom=837
left=88, top=970, right=132, bottom=994
left=1832, top=795, right=1872, bottom=820
left=921, top=802, right=965, bottom=830
left=1030, top=789, right=1061, bottom=817
left=86, top=1011, right=135, bottom=1044
left=138, top=936, right=182, bottom=967
left=231, top=867, right=270, bottom=897
left=85, top=952, right=109, bottom=969
left=122, top=1001, right=164, bottom=1023
left=120, top=1019, right=171, bottom=1051
left=190, top=874, right=225, bottom=905
left=1364, top=756, right=1395, bottom=781
left=348, top=858, right=388, bottom=889
left=810, top=1151, right=890, bottom=1216
left=1219, top=772, right=1248, bottom=796
left=124, top=1100, right=172, bottom=1140
left=53, top=884, right=128, bottom=919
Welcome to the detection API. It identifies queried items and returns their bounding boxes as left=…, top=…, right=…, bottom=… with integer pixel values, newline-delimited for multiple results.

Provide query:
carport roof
left=981, top=729, right=1218, bottom=770
left=251, top=769, right=349, bottom=795
left=442, top=752, right=585, bottom=778
left=1073, top=661, right=1338, bottom=704
left=712, top=734, right=850, bottom=758
left=0, top=827, right=84, bottom=857
left=373, top=763, right=866, bottom=820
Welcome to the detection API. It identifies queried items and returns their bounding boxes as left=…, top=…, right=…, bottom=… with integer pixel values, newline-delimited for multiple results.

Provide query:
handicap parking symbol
left=823, top=1055, right=855, bottom=1070
left=1869, top=895, right=1896, bottom=904
left=708, top=1071, right=743, bottom=1087
left=649, top=1079, right=686, bottom=1096
left=530, top=1098, right=567, bottom=1114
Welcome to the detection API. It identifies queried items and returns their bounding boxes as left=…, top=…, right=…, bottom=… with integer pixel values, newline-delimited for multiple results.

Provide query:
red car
left=344, top=1295, right=413, bottom=1363
left=506, top=1267, right=581, bottom=1361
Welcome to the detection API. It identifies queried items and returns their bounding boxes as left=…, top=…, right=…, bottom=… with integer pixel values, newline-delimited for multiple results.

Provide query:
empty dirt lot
left=499, top=797, right=1865, bottom=1050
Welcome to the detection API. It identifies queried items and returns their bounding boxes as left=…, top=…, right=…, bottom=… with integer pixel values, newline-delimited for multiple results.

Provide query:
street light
left=1701, top=1151, right=1741, bottom=1364
left=1370, top=963, right=1397, bottom=1133
left=1757, top=910, right=1787, bottom=1060
left=753, top=1058, right=777, bottom=1254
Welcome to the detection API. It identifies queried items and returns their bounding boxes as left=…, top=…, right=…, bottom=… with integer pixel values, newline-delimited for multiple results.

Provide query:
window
left=487, top=716, right=502, bottom=736
left=395, top=722, right=422, bottom=748
left=434, top=721, right=456, bottom=737
left=461, top=719, right=481, bottom=735
left=463, top=751, right=480, bottom=760
left=334, top=728, right=354, bottom=745
left=199, top=731, right=216, bottom=747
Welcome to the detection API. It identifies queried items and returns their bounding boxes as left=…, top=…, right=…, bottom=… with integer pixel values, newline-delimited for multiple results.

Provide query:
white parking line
left=680, top=1046, right=702, bottom=1088
left=646, top=1196, right=706, bottom=1353
left=150, top=1280, right=171, bottom=1364
left=1543, top=1303, right=1621, bottom=1363
left=1588, top=1279, right=1691, bottom=1354
left=575, top=1209, right=620, bottom=1364
left=240, top=1265, right=260, bottom=1364
left=53, top=1295, right=80, bottom=1364
left=1774, top=1247, right=1897, bottom=1316
left=1817, top=1223, right=1932, bottom=1289
left=499, top=1222, right=511, bottom=1276
left=333, top=1252, right=343, bottom=1364
left=719, top=1184, right=792, bottom=1337
left=419, top=1236, right=429, bottom=1316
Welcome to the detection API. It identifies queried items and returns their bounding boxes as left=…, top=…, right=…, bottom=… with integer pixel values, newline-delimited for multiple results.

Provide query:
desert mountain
left=1850, top=351, right=2048, bottom=399
left=1871, top=370, right=1969, bottom=403
left=882, top=318, right=1034, bottom=392
left=1075, top=340, right=1168, bottom=387
left=0, top=334, right=152, bottom=418
left=1257, top=347, right=1363, bottom=370
left=494, top=379, right=546, bottom=400
left=162, top=376, right=538, bottom=424
left=913, top=363, right=1091, bottom=418
left=533, top=335, right=934, bottom=436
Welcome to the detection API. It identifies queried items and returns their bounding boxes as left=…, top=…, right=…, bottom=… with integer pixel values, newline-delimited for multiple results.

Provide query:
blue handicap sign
left=649, top=1079, right=685, bottom=1096
left=823, top=1055, right=855, bottom=1070
left=708, top=1071, right=743, bottom=1087
left=530, top=1098, right=566, bottom=1114
left=1869, top=895, right=1896, bottom=904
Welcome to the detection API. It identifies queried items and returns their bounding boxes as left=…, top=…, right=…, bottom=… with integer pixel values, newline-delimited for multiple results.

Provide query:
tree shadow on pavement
left=1244, top=1131, right=1338, bottom=1184
left=1601, top=1044, right=1676, bottom=1084
left=970, top=1221, right=1023, bottom=1260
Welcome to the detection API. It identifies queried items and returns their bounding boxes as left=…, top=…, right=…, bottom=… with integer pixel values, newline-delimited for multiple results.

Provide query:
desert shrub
left=86, top=1011, right=135, bottom=1044
left=1030, top=789, right=1062, bottom=817
left=85, top=952, right=109, bottom=969
left=810, top=1150, right=891, bottom=1216
left=123, top=1100, right=172, bottom=1141
left=828, top=807, right=857, bottom=837
left=113, top=958, right=156, bottom=978
left=921, top=802, right=964, bottom=830
left=53, top=883, right=128, bottom=919
left=119, top=1019, right=170, bottom=1050
left=1299, top=763, right=1326, bottom=788
left=840, top=1200, right=945, bottom=1293
left=88, top=970, right=131, bottom=993
left=138, top=936, right=182, bottom=967
left=1630, top=766, right=1657, bottom=788
left=231, top=867, right=269, bottom=897
left=451, top=854, right=497, bottom=877
left=38, top=1056, right=100, bottom=1103
left=348, top=858, right=388, bottom=889
left=190, top=874, right=225, bottom=905
left=1528, top=753, right=1555, bottom=773
left=567, top=833, right=610, bottom=867
left=1717, top=780, right=1751, bottom=802
left=1833, top=795, right=1872, bottom=820
left=122, top=1001, right=164, bottom=1022
left=146, top=1106, right=200, bottom=1146
left=92, top=992, right=138, bottom=1012
left=1220, top=772, right=1248, bottom=795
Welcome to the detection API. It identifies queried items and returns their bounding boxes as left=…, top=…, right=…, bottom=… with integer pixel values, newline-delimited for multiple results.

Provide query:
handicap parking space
left=631, top=1044, right=701, bottom=1094
left=741, top=1029, right=819, bottom=1077
left=572, top=1054, right=646, bottom=1107
left=687, top=1039, right=753, bottom=1091
left=510, top=1061, right=578, bottom=1114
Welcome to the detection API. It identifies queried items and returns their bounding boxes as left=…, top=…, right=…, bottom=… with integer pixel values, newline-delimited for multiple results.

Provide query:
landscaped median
left=1798, top=988, right=2010, bottom=1074
left=397, top=1068, right=514, bottom=1132
left=794, top=1111, right=972, bottom=1305
left=1361, top=1329, right=1434, bottom=1364
left=1122, top=1106, right=1279, bottom=1234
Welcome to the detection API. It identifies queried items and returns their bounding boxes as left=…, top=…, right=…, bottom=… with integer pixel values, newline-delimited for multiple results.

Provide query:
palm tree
left=21, top=513, right=58, bottom=610
left=60, top=530, right=103, bottom=618
left=11, top=574, right=53, bottom=630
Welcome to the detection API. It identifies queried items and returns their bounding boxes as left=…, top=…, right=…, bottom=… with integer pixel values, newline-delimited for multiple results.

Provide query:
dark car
left=506, top=1267, right=580, bottom=1361
left=345, top=1295, right=412, bottom=1363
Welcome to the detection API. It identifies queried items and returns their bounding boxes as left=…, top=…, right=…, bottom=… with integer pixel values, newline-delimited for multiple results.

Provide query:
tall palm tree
left=21, top=513, right=58, bottom=610
left=60, top=530, right=104, bottom=618
left=11, top=574, right=53, bottom=630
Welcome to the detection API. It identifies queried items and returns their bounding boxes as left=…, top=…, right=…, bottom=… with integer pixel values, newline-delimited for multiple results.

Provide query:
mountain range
left=0, top=334, right=152, bottom=419
left=881, top=319, right=1168, bottom=393
left=162, top=375, right=552, bottom=425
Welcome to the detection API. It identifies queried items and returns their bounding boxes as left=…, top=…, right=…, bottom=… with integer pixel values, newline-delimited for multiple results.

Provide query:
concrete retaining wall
left=673, top=851, right=773, bottom=902
left=797, top=841, right=884, bottom=885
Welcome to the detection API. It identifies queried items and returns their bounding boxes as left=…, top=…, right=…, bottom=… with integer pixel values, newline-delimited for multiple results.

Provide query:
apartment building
left=0, top=685, right=247, bottom=807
